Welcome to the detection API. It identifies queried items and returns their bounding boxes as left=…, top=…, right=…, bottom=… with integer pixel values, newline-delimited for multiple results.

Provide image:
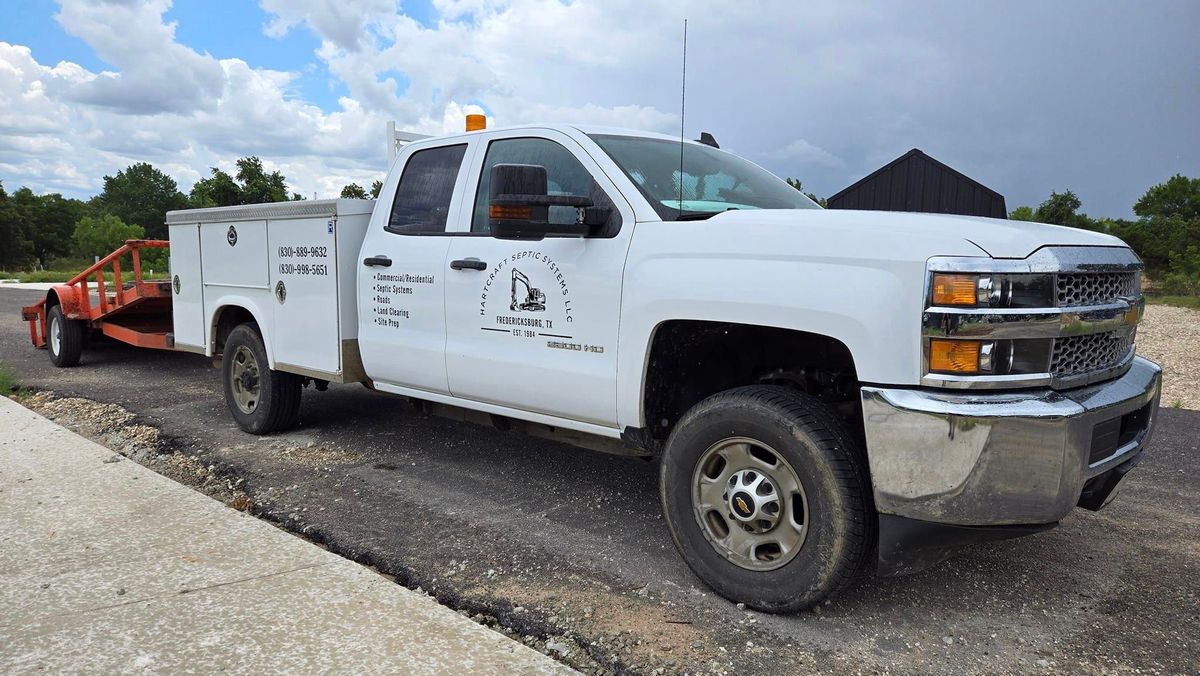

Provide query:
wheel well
left=212, top=306, right=257, bottom=355
left=642, top=320, right=861, bottom=442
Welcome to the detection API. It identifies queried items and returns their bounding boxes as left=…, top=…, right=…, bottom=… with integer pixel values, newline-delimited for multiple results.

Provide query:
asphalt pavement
left=1, top=287, right=1196, bottom=674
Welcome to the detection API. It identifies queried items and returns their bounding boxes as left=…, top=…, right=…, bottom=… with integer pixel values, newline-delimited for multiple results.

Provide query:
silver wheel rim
left=691, top=437, right=810, bottom=571
left=230, top=345, right=261, bottom=414
left=50, top=315, right=62, bottom=356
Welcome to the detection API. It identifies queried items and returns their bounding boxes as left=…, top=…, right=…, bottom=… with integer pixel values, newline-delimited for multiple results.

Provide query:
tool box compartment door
left=168, top=224, right=205, bottom=351
left=268, top=216, right=341, bottom=376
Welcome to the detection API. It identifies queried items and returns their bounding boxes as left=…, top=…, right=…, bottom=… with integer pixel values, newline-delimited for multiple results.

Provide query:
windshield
left=589, top=134, right=820, bottom=221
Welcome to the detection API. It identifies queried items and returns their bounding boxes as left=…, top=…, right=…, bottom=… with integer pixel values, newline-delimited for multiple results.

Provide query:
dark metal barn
left=826, top=148, right=1006, bottom=218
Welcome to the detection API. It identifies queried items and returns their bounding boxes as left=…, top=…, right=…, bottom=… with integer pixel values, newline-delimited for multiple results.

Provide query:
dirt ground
left=3, top=287, right=1198, bottom=674
left=1137, top=304, right=1200, bottom=410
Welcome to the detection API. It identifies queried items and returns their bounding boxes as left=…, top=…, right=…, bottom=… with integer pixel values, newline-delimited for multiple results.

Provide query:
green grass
left=0, top=269, right=169, bottom=284
left=0, top=361, right=16, bottom=396
left=1, top=269, right=116, bottom=283
left=1146, top=295, right=1200, bottom=311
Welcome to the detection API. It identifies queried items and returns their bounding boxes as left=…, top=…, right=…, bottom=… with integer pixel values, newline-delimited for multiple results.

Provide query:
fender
left=206, top=297, right=276, bottom=367
left=614, top=215, right=988, bottom=430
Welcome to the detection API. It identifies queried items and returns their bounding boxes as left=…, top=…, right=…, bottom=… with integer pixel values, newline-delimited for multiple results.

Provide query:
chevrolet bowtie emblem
left=735, top=497, right=750, bottom=513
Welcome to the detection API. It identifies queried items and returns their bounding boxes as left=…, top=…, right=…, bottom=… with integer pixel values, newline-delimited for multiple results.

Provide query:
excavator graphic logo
left=510, top=269, right=546, bottom=312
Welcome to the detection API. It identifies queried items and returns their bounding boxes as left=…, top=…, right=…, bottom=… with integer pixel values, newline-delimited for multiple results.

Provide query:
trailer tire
left=659, top=385, right=875, bottom=613
left=222, top=323, right=302, bottom=434
left=46, top=304, right=85, bottom=367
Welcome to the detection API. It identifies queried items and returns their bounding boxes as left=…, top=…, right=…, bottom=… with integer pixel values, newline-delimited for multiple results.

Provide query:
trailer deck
left=20, top=239, right=175, bottom=351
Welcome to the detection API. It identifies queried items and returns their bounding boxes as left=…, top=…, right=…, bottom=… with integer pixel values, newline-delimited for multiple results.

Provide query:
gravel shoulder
left=1135, top=304, right=1200, bottom=410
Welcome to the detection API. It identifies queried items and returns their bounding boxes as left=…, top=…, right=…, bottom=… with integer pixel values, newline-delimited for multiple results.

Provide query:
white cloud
left=54, top=0, right=225, bottom=114
left=770, top=139, right=845, bottom=169
left=0, top=0, right=1196, bottom=217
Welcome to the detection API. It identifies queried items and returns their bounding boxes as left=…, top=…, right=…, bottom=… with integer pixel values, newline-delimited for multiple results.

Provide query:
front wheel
left=659, top=385, right=875, bottom=613
left=46, top=304, right=85, bottom=367
left=222, top=323, right=302, bottom=434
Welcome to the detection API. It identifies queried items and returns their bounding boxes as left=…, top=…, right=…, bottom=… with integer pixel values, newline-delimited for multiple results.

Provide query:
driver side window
left=472, top=138, right=614, bottom=234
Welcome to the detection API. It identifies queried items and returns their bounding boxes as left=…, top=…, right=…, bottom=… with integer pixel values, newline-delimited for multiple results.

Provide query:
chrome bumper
left=861, top=356, right=1161, bottom=526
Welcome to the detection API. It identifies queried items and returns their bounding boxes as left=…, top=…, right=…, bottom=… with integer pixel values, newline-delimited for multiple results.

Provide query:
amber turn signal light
left=932, top=274, right=980, bottom=306
left=489, top=204, right=531, bottom=220
left=929, top=339, right=981, bottom=374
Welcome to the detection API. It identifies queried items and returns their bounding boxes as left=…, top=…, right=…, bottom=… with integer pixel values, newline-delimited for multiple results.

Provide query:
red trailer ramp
left=21, top=240, right=174, bottom=365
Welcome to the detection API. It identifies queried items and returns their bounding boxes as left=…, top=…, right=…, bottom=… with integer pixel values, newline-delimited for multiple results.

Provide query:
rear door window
left=387, top=144, right=468, bottom=234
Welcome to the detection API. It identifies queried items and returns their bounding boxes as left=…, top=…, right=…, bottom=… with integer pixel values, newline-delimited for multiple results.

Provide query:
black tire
left=222, top=323, right=302, bottom=434
left=659, top=385, right=875, bottom=613
left=46, top=304, right=85, bottom=367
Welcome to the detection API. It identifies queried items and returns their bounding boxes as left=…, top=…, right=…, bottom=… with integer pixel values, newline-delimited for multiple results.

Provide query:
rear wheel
left=659, top=385, right=875, bottom=612
left=46, top=304, right=85, bottom=367
left=222, top=323, right=302, bottom=434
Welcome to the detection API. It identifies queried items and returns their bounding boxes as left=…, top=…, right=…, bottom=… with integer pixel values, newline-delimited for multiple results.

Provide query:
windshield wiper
left=674, top=207, right=741, bottom=221
left=674, top=211, right=717, bottom=221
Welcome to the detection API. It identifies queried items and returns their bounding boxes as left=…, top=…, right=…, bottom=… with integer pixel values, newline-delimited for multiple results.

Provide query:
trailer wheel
left=46, top=304, right=85, bottom=367
left=222, top=323, right=302, bottom=434
left=659, top=385, right=875, bottom=613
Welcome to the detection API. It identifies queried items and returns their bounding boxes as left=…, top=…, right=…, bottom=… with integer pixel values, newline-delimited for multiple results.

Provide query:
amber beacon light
left=466, top=114, right=487, bottom=131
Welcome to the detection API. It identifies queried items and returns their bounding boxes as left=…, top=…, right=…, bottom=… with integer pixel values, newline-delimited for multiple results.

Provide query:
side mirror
left=488, top=164, right=609, bottom=240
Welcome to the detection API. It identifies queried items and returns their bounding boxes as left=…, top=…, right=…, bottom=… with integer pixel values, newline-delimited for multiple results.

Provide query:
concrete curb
left=0, top=396, right=573, bottom=674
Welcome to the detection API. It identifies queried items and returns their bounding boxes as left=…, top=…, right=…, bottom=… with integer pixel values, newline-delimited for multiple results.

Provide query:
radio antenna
left=678, top=18, right=687, bottom=210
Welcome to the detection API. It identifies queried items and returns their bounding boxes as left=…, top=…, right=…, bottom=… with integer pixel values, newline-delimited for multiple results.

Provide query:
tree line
left=0, top=158, right=385, bottom=272
left=4, top=158, right=1198, bottom=299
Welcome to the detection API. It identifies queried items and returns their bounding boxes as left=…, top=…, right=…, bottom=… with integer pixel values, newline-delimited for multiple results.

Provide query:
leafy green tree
left=72, top=214, right=144, bottom=260
left=1033, top=190, right=1082, bottom=226
left=1134, top=175, right=1200, bottom=221
left=340, top=183, right=368, bottom=199
left=370, top=180, right=383, bottom=199
left=91, top=163, right=187, bottom=240
left=235, top=156, right=290, bottom=204
left=785, top=178, right=827, bottom=207
left=0, top=182, right=33, bottom=269
left=9, top=187, right=85, bottom=264
left=1115, top=175, right=1200, bottom=283
left=189, top=168, right=241, bottom=208
left=1162, top=245, right=1200, bottom=296
left=1009, top=205, right=1035, bottom=221
left=189, top=158, right=297, bottom=207
left=1022, top=190, right=1106, bottom=233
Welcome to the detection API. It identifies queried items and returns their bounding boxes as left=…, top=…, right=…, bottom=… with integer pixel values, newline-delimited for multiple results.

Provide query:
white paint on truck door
left=168, top=224, right=205, bottom=350
left=268, top=216, right=340, bottom=374
left=357, top=141, right=474, bottom=395
left=443, top=131, right=633, bottom=427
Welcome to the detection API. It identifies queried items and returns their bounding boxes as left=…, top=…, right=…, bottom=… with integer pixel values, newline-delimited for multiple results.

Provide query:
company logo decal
left=476, top=250, right=602, bottom=355
left=227, top=225, right=238, bottom=247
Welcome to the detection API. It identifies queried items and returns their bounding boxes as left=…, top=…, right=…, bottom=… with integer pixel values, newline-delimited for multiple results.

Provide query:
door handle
left=450, top=258, right=487, bottom=271
left=363, top=255, right=392, bottom=267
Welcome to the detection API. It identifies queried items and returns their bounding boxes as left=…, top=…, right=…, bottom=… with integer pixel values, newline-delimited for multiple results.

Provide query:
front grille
left=1050, top=331, right=1135, bottom=376
left=1056, top=272, right=1139, bottom=307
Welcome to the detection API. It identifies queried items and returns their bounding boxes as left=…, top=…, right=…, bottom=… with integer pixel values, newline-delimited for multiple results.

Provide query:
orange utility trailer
left=20, top=240, right=176, bottom=358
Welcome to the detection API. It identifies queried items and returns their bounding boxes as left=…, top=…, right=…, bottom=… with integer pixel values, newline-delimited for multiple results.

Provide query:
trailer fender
left=46, top=284, right=85, bottom=318
left=207, top=300, right=276, bottom=368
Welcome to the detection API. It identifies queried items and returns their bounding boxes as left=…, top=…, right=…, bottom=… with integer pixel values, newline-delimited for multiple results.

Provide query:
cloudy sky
left=2, top=0, right=1197, bottom=217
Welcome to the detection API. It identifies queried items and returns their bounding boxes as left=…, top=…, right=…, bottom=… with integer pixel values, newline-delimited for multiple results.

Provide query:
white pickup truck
left=33, top=121, right=1162, bottom=612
